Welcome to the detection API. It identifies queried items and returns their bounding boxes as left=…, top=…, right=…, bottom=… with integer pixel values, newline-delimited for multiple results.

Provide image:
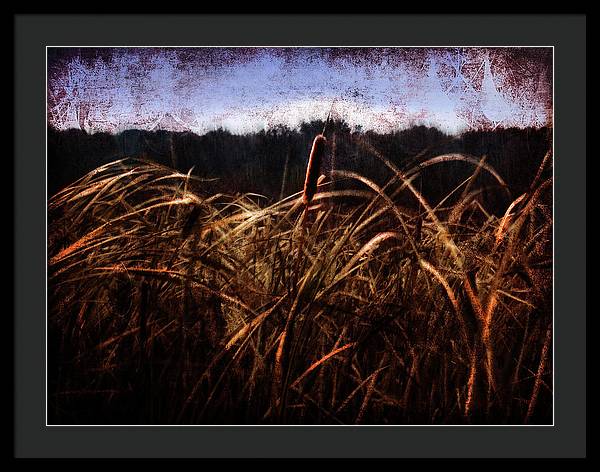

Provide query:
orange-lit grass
left=48, top=145, right=552, bottom=425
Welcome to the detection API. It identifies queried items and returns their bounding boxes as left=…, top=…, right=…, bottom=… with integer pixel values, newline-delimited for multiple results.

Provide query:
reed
left=302, top=134, right=327, bottom=206
left=47, top=139, right=552, bottom=425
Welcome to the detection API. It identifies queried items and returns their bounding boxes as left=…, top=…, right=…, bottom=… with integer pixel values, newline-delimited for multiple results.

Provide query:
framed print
left=15, top=14, right=586, bottom=458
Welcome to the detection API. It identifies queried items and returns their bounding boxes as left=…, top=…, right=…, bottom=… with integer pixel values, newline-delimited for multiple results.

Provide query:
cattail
left=302, top=134, right=327, bottom=205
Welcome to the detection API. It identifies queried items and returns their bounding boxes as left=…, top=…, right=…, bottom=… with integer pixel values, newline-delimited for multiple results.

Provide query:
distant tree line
left=48, top=121, right=551, bottom=214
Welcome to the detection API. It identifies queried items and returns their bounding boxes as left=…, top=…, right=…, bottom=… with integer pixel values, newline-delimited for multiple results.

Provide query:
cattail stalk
left=302, top=134, right=327, bottom=206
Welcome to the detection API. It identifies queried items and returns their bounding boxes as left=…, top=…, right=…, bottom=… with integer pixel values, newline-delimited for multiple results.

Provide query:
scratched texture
left=47, top=47, right=552, bottom=135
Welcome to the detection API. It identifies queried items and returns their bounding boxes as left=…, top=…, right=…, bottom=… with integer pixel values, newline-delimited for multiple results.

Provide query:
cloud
left=47, top=47, right=553, bottom=135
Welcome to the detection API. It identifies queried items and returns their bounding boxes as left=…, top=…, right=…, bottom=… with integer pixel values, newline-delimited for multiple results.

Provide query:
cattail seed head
left=302, top=134, right=327, bottom=205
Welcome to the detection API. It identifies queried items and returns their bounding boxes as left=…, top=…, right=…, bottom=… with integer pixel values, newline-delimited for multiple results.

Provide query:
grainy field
left=48, top=136, right=552, bottom=425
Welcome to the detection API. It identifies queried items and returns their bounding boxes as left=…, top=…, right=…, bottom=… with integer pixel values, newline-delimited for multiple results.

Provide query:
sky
left=47, top=47, right=553, bottom=136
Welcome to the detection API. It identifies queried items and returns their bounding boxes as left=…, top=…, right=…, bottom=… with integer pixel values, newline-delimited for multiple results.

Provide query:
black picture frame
left=14, top=14, right=586, bottom=458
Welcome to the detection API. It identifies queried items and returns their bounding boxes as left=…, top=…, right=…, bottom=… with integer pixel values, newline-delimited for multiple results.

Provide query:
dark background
left=47, top=123, right=552, bottom=214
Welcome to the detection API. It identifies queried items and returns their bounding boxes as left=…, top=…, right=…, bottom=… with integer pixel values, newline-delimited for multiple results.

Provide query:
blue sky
left=48, top=47, right=552, bottom=136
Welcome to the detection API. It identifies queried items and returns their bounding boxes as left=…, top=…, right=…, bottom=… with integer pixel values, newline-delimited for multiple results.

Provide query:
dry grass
left=48, top=141, right=552, bottom=425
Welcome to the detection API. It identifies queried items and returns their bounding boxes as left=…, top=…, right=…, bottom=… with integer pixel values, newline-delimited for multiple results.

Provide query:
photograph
left=46, top=46, right=553, bottom=425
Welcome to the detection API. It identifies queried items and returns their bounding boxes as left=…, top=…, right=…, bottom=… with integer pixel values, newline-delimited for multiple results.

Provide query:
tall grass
left=48, top=139, right=552, bottom=424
